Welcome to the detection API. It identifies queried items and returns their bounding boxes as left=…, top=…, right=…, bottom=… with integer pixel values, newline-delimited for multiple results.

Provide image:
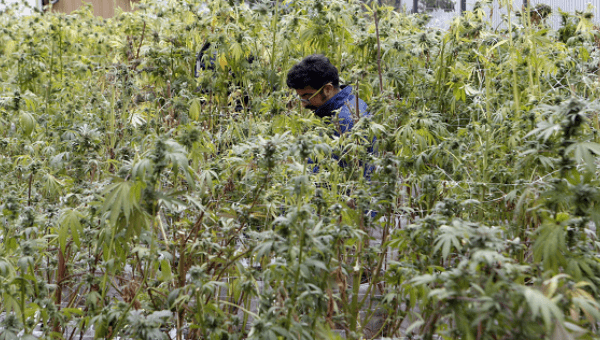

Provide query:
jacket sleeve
left=338, top=106, right=355, bottom=134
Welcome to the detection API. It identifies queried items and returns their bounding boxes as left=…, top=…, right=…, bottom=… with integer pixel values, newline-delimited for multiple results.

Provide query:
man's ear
left=323, top=83, right=336, bottom=99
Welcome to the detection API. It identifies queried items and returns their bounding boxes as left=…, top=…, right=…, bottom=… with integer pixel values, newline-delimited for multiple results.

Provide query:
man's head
left=287, top=54, right=341, bottom=111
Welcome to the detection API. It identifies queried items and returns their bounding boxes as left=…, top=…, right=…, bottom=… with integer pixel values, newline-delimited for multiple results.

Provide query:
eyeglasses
left=298, top=83, right=330, bottom=104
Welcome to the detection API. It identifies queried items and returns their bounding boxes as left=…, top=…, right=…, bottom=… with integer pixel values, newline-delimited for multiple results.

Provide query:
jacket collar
left=314, top=85, right=353, bottom=118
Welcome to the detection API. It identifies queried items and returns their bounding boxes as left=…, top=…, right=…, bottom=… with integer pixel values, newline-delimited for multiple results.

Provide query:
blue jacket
left=314, top=85, right=369, bottom=134
left=310, top=85, right=373, bottom=174
left=314, top=85, right=374, bottom=216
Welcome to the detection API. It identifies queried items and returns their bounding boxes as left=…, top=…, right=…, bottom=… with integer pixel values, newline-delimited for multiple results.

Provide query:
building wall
left=50, top=0, right=138, bottom=18
left=486, top=0, right=598, bottom=29
left=0, top=0, right=37, bottom=14
left=418, top=0, right=599, bottom=29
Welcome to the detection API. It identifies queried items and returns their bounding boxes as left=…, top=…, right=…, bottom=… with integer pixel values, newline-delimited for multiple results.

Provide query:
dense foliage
left=1, top=0, right=600, bottom=339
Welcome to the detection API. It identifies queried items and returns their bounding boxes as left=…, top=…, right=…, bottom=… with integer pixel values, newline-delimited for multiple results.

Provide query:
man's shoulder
left=340, top=96, right=368, bottom=117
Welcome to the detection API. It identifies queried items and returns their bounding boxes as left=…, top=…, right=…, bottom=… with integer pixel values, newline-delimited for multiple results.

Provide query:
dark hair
left=286, top=54, right=340, bottom=90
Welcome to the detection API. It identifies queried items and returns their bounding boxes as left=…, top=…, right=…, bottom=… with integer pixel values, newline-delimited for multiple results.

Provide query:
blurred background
left=1, top=0, right=598, bottom=28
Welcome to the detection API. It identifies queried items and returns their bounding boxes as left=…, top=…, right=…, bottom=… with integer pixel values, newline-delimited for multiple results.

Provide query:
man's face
left=295, top=84, right=332, bottom=111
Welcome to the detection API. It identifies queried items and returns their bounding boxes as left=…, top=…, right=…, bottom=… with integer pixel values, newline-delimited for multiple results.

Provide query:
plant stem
left=270, top=0, right=280, bottom=74
left=100, top=225, right=117, bottom=305
left=20, top=274, right=28, bottom=334
left=373, top=4, right=384, bottom=94
left=106, top=260, right=151, bottom=340
left=349, top=240, right=363, bottom=337
left=27, top=172, right=33, bottom=206
left=506, top=0, right=520, bottom=114
left=135, top=21, right=146, bottom=61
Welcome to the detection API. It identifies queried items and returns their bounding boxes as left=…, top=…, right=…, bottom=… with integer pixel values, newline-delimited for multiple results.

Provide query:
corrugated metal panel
left=417, top=0, right=599, bottom=29
left=530, top=0, right=599, bottom=28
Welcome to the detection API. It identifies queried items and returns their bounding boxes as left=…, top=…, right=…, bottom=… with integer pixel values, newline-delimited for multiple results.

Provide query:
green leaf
left=525, top=119, right=561, bottom=142
left=158, top=259, right=173, bottom=282
left=405, top=318, right=425, bottom=334
left=565, top=142, right=600, bottom=172
left=550, top=322, right=574, bottom=340
left=102, top=180, right=138, bottom=227
left=189, top=98, right=201, bottom=121
left=0, top=259, right=13, bottom=277
left=572, top=297, right=600, bottom=322
left=40, top=173, right=64, bottom=199
left=433, top=225, right=462, bottom=260
left=19, top=111, right=35, bottom=136
left=410, top=274, right=437, bottom=286
left=61, top=308, right=84, bottom=318
left=533, top=221, right=567, bottom=273
left=523, top=287, right=564, bottom=331
left=59, top=208, right=84, bottom=252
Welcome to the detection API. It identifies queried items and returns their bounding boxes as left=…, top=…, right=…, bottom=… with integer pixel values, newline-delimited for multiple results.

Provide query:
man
left=286, top=54, right=369, bottom=134
left=287, top=55, right=373, bottom=180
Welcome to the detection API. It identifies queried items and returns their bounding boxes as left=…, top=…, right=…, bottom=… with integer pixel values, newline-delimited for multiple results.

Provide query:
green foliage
left=0, top=0, right=600, bottom=339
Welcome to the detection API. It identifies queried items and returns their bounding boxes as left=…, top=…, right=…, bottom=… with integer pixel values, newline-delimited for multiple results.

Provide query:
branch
left=373, top=6, right=384, bottom=93
left=136, top=21, right=147, bottom=60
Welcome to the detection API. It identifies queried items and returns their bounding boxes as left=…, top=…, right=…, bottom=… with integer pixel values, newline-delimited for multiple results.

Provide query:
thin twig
left=356, top=79, right=360, bottom=121
left=136, top=21, right=147, bottom=60
left=27, top=172, right=33, bottom=206
left=373, top=5, right=384, bottom=93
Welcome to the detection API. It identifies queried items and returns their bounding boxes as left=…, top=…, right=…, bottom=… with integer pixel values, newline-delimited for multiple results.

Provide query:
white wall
left=426, top=0, right=599, bottom=29
left=487, top=0, right=598, bottom=29
left=0, top=0, right=38, bottom=14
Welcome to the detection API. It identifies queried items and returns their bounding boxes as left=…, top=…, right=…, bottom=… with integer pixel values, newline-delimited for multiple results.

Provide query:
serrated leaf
left=523, top=287, right=564, bottom=331
left=565, top=142, right=600, bottom=172
left=102, top=180, right=137, bottom=227
left=60, top=208, right=83, bottom=251
left=405, top=318, right=425, bottom=334
left=433, top=226, right=462, bottom=260
left=189, top=98, right=201, bottom=120
left=550, top=322, right=574, bottom=340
